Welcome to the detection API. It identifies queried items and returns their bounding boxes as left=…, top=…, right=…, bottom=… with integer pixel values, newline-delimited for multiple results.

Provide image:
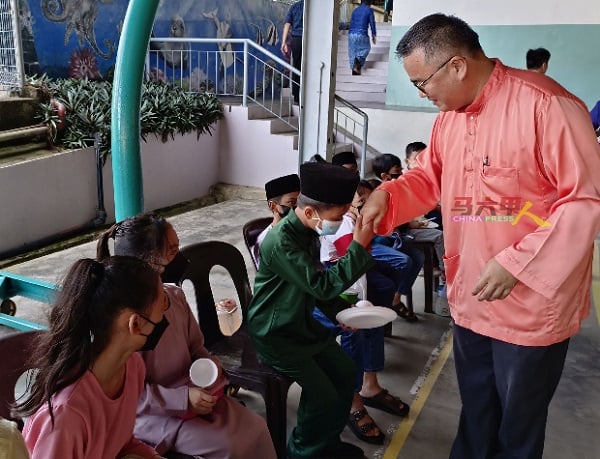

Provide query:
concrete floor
left=2, top=198, right=599, bottom=458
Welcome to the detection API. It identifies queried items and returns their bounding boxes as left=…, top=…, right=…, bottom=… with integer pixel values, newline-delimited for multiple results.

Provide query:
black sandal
left=347, top=408, right=385, bottom=445
left=391, top=301, right=418, bottom=322
left=361, top=389, right=410, bottom=417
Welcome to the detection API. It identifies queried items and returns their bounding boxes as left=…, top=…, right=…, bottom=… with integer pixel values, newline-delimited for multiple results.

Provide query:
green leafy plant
left=26, top=75, right=223, bottom=159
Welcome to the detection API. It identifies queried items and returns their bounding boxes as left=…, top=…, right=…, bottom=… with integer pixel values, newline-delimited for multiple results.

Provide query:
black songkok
left=300, top=162, right=359, bottom=204
left=265, top=174, right=300, bottom=200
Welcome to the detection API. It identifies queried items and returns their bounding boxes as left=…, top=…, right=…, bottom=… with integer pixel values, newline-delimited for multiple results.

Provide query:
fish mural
left=249, top=23, right=264, bottom=46
left=41, top=0, right=115, bottom=59
left=150, top=15, right=189, bottom=69
left=202, top=8, right=234, bottom=71
left=25, top=0, right=288, bottom=80
left=264, top=18, right=279, bottom=46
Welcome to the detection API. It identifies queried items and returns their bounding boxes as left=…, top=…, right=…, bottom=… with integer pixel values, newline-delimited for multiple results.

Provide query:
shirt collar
left=458, top=58, right=506, bottom=114
left=288, top=208, right=316, bottom=238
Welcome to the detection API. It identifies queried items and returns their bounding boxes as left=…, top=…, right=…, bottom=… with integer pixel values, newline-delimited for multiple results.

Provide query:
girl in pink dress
left=16, top=256, right=169, bottom=459
left=97, top=213, right=277, bottom=459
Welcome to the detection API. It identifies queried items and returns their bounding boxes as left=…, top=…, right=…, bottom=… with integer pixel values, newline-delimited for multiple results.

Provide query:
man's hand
left=472, top=258, right=518, bottom=301
left=188, top=387, right=218, bottom=415
left=281, top=42, right=289, bottom=54
left=372, top=36, right=377, bottom=45
left=359, top=189, right=389, bottom=231
left=353, top=214, right=375, bottom=248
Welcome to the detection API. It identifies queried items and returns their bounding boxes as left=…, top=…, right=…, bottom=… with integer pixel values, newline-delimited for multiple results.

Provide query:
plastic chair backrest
left=0, top=330, right=42, bottom=425
left=242, top=217, right=272, bottom=270
left=178, top=241, right=252, bottom=348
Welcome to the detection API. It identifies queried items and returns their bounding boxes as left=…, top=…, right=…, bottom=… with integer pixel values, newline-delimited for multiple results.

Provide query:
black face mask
left=161, top=252, right=190, bottom=284
left=139, top=316, right=169, bottom=351
left=278, top=205, right=292, bottom=219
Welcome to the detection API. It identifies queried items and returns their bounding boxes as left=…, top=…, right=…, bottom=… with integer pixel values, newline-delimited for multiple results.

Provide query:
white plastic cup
left=189, top=358, right=219, bottom=388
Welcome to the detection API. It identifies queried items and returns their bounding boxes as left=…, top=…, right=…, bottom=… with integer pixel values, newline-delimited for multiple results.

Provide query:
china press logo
left=451, top=197, right=551, bottom=227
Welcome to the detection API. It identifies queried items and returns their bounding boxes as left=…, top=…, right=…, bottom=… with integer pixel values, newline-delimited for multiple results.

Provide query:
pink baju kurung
left=23, top=353, right=157, bottom=459
left=376, top=59, right=600, bottom=346
left=135, top=284, right=276, bottom=459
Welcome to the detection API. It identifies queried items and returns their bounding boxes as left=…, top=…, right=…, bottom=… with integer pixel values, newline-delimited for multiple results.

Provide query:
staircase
left=0, top=94, right=52, bottom=165
left=246, top=90, right=299, bottom=151
left=335, top=22, right=391, bottom=108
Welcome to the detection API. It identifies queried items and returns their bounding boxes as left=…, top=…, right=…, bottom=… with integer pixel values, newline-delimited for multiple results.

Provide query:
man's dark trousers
left=450, top=323, right=569, bottom=459
left=290, top=35, right=302, bottom=103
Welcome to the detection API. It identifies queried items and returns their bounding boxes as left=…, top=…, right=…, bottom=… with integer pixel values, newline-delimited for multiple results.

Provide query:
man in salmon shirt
left=361, top=13, right=600, bottom=459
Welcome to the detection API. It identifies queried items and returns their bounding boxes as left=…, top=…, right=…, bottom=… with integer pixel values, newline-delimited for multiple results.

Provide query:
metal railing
left=0, top=0, right=24, bottom=94
left=147, top=37, right=300, bottom=131
left=147, top=36, right=370, bottom=169
left=333, top=94, right=369, bottom=178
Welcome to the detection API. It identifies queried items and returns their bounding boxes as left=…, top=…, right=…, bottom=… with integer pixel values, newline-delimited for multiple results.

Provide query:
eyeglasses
left=413, top=56, right=454, bottom=94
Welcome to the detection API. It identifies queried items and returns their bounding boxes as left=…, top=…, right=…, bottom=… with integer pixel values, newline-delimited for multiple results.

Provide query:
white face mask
left=312, top=211, right=343, bottom=236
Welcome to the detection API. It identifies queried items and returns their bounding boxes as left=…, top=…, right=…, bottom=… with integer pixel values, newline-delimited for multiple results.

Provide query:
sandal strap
left=380, top=389, right=406, bottom=407
left=348, top=409, right=381, bottom=435
left=356, top=421, right=378, bottom=434
left=349, top=408, right=367, bottom=422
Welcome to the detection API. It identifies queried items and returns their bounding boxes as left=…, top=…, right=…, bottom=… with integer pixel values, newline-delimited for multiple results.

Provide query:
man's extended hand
left=353, top=214, right=375, bottom=248
left=472, top=258, right=518, bottom=301
left=359, top=189, right=389, bottom=231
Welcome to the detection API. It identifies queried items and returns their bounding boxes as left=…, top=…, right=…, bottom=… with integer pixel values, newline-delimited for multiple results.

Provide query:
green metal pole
left=111, top=0, right=160, bottom=221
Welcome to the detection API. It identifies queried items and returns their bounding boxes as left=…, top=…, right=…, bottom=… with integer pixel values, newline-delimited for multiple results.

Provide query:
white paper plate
left=336, top=306, right=397, bottom=329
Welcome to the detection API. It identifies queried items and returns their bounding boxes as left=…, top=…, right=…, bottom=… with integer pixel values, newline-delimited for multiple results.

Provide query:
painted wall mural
left=20, top=0, right=291, bottom=83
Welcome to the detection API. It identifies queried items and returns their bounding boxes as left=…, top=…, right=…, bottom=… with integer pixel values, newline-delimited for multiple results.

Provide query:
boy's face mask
left=312, top=211, right=343, bottom=236
left=278, top=204, right=292, bottom=218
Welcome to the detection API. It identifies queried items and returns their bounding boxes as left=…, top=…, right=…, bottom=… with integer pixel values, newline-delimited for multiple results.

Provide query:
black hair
left=526, top=48, right=550, bottom=70
left=405, top=141, right=427, bottom=158
left=357, top=179, right=374, bottom=196
left=14, top=256, right=159, bottom=424
left=372, top=153, right=402, bottom=179
left=97, top=213, right=169, bottom=266
left=396, top=13, right=483, bottom=63
left=367, top=178, right=382, bottom=189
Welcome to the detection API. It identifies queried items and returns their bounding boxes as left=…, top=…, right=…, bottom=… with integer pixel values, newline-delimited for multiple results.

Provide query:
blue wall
left=386, top=24, right=600, bottom=110
left=21, top=0, right=289, bottom=80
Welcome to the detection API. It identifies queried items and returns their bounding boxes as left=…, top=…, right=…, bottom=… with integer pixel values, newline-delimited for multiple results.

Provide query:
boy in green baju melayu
left=248, top=162, right=375, bottom=459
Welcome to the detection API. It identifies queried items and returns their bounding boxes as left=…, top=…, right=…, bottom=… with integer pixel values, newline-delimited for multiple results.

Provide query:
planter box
left=0, top=130, right=220, bottom=257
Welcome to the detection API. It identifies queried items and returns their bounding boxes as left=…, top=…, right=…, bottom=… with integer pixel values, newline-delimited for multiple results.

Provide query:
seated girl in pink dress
left=16, top=256, right=169, bottom=459
left=96, top=213, right=277, bottom=459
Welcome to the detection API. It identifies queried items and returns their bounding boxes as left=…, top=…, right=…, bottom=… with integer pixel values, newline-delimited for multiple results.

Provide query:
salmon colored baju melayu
left=377, top=59, right=600, bottom=346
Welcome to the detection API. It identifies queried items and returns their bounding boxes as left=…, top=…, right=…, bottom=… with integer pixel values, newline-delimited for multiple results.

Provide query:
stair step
left=338, top=61, right=389, bottom=71
left=335, top=90, right=387, bottom=105
left=336, top=65, right=388, bottom=77
left=0, top=98, right=40, bottom=132
left=336, top=74, right=386, bottom=85
left=0, top=125, right=48, bottom=145
left=247, top=99, right=294, bottom=120
left=270, top=116, right=299, bottom=134
left=335, top=82, right=386, bottom=93
left=338, top=47, right=390, bottom=62
left=0, top=141, right=49, bottom=161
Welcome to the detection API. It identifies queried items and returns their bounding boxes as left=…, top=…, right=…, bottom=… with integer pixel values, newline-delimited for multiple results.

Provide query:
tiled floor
left=2, top=199, right=599, bottom=458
